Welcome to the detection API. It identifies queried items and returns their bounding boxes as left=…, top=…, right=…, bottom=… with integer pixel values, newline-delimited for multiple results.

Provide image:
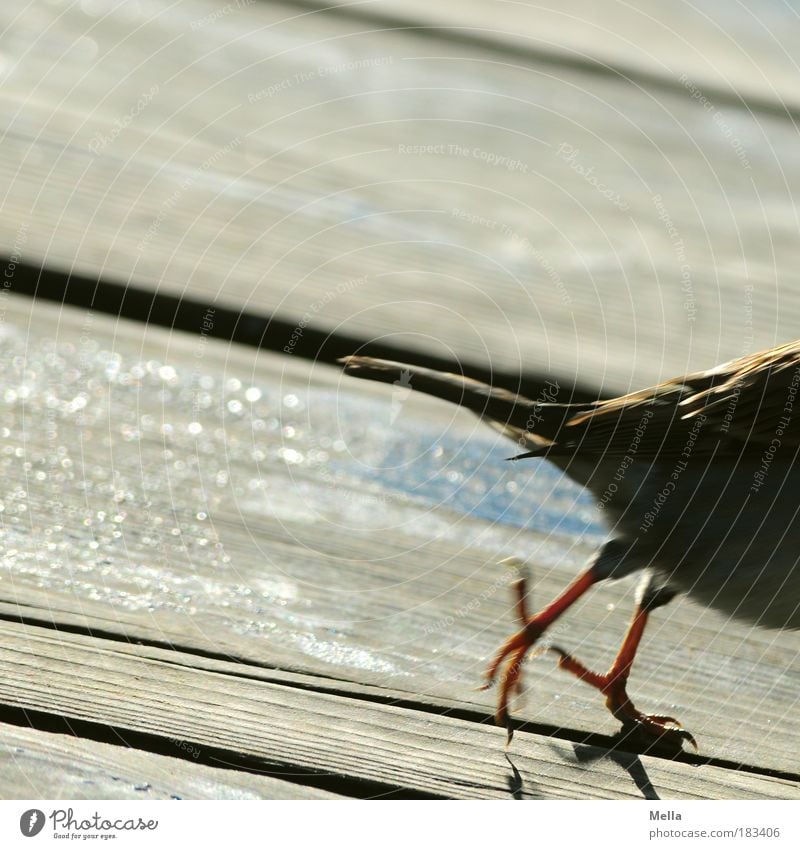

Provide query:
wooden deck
left=0, top=0, right=798, bottom=799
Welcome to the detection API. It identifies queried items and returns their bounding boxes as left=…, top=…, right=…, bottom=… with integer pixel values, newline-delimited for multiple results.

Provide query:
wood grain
left=0, top=293, right=797, bottom=789
left=1, top=1, right=799, bottom=395
left=320, top=0, right=800, bottom=114
left=2, top=0, right=798, bottom=803
left=0, top=722, right=342, bottom=800
left=1, top=620, right=797, bottom=800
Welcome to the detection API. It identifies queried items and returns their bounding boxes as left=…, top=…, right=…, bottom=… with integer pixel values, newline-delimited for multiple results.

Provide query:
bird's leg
left=481, top=567, right=599, bottom=737
left=551, top=591, right=697, bottom=749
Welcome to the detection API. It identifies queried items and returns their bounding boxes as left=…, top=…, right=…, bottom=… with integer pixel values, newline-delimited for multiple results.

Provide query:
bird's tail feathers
left=339, top=355, right=572, bottom=442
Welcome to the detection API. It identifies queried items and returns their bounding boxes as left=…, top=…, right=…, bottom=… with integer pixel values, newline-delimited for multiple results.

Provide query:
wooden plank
left=1, top=620, right=797, bottom=800
left=0, top=722, right=342, bottom=800
left=1, top=1, right=799, bottom=394
left=321, top=0, right=800, bottom=113
left=0, top=293, right=797, bottom=783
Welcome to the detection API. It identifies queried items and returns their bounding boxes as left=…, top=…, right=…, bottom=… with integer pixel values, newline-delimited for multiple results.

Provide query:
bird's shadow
left=505, top=726, right=667, bottom=800
left=504, top=752, right=525, bottom=799
left=571, top=740, right=661, bottom=800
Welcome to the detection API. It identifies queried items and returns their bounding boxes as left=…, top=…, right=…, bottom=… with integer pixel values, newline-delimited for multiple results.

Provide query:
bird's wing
left=560, top=341, right=800, bottom=458
left=340, top=345, right=800, bottom=462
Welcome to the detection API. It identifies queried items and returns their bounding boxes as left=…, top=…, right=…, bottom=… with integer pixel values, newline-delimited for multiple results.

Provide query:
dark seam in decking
left=1, top=259, right=603, bottom=403
left=2, top=608, right=798, bottom=787
left=269, top=0, right=800, bottom=121
left=0, top=704, right=446, bottom=800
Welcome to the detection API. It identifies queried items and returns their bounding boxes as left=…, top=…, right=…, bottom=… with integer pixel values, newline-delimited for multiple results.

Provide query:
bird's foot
left=551, top=646, right=697, bottom=751
left=479, top=618, right=545, bottom=740
left=480, top=566, right=599, bottom=743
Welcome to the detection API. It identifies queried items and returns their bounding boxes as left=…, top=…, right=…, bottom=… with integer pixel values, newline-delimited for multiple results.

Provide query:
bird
left=340, top=344, right=800, bottom=748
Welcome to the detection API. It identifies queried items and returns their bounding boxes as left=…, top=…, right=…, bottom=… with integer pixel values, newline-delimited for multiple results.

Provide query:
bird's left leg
left=482, top=540, right=632, bottom=739
left=481, top=567, right=598, bottom=736
left=551, top=575, right=697, bottom=748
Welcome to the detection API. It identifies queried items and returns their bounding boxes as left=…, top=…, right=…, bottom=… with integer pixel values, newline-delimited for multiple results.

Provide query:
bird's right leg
left=550, top=575, right=696, bottom=748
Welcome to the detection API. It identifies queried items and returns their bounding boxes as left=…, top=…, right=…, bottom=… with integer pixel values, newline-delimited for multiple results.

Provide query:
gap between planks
left=0, top=721, right=345, bottom=800
left=4, top=3, right=800, bottom=393
left=1, top=598, right=799, bottom=788
left=0, top=293, right=797, bottom=783
left=1, top=618, right=798, bottom=800
left=281, top=0, right=800, bottom=118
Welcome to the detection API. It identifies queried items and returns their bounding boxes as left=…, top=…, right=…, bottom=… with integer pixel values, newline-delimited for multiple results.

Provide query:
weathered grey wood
left=1, top=620, right=797, bottom=800
left=1, top=1, right=799, bottom=395
left=0, top=722, right=342, bottom=800
left=0, top=293, right=797, bottom=785
left=321, top=0, right=800, bottom=112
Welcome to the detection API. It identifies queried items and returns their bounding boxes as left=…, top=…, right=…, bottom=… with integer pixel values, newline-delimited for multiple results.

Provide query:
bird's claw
left=619, top=713, right=699, bottom=752
left=481, top=621, right=544, bottom=734
left=612, top=698, right=697, bottom=751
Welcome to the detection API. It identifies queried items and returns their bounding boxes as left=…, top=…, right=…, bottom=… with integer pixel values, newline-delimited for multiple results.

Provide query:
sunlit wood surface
left=0, top=0, right=798, bottom=799
left=0, top=293, right=797, bottom=799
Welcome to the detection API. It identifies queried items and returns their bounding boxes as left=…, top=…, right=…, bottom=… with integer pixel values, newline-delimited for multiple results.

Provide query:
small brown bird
left=340, top=345, right=800, bottom=747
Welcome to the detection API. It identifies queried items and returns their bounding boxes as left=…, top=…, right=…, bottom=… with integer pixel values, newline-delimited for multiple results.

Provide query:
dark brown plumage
left=340, top=344, right=800, bottom=747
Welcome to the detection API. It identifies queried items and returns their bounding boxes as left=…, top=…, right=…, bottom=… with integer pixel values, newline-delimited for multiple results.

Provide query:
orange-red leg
left=551, top=606, right=697, bottom=749
left=482, top=568, right=598, bottom=739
